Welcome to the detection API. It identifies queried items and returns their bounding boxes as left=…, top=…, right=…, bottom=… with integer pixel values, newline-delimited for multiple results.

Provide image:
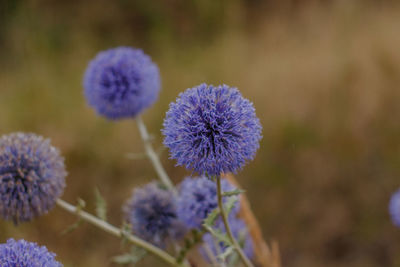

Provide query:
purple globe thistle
left=123, top=182, right=185, bottom=247
left=389, top=189, right=400, bottom=227
left=201, top=218, right=254, bottom=263
left=163, top=83, right=262, bottom=176
left=177, top=176, right=240, bottom=229
left=0, top=133, right=66, bottom=224
left=0, top=238, right=62, bottom=267
left=84, top=47, right=161, bottom=120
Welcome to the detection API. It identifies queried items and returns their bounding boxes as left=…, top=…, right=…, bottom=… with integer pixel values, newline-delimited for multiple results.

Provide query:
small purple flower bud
left=0, top=133, right=66, bottom=224
left=177, top=176, right=239, bottom=229
left=84, top=47, right=161, bottom=120
left=123, top=182, right=185, bottom=247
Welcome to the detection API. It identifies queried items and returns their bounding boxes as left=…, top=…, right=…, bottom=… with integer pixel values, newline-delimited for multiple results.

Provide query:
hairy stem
left=136, top=116, right=176, bottom=193
left=56, top=199, right=187, bottom=267
left=216, top=177, right=254, bottom=267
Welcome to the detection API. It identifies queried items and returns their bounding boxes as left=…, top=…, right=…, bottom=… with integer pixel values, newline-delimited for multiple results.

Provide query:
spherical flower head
left=84, top=47, right=161, bottom=120
left=389, top=189, right=400, bottom=227
left=0, top=133, right=66, bottom=224
left=0, top=238, right=62, bottom=267
left=123, top=182, right=185, bottom=247
left=201, top=218, right=254, bottom=262
left=163, top=83, right=262, bottom=176
left=177, top=176, right=240, bottom=229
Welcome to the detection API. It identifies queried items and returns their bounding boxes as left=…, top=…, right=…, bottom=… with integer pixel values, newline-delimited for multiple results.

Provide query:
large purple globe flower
left=0, top=133, right=66, bottom=224
left=177, top=176, right=239, bottom=229
left=0, top=239, right=62, bottom=267
left=123, top=182, right=185, bottom=247
left=201, top=218, right=254, bottom=263
left=163, top=84, right=262, bottom=176
left=389, top=188, right=400, bottom=227
left=84, top=47, right=160, bottom=120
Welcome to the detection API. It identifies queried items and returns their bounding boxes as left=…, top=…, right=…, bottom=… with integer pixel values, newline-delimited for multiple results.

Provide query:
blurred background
left=1, top=0, right=400, bottom=266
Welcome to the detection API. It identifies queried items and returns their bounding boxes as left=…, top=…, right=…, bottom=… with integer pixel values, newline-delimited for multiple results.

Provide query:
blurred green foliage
left=1, top=0, right=400, bottom=266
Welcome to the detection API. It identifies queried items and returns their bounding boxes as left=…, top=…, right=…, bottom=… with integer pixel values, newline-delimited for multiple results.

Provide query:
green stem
left=136, top=116, right=176, bottom=194
left=56, top=199, right=188, bottom=267
left=216, top=176, right=254, bottom=267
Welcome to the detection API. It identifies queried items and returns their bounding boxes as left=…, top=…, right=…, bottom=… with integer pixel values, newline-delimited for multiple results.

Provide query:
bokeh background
left=1, top=0, right=400, bottom=266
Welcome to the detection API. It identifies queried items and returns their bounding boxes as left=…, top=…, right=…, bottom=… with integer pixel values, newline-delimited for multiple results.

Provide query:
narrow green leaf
left=222, top=189, right=245, bottom=197
left=112, top=247, right=147, bottom=265
left=94, top=188, right=107, bottom=220
left=204, top=192, right=239, bottom=228
left=203, top=225, right=231, bottom=246
left=217, top=246, right=234, bottom=261
left=61, top=198, right=86, bottom=235
left=120, top=223, right=132, bottom=248
left=203, top=207, right=220, bottom=228
left=112, top=254, right=135, bottom=264
left=225, top=197, right=238, bottom=216
left=77, top=198, right=86, bottom=209
left=129, top=246, right=147, bottom=264
left=61, top=218, right=83, bottom=235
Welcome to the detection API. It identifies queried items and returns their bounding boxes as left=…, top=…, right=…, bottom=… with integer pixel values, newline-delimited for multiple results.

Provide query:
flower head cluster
left=201, top=218, right=254, bottom=262
left=163, top=84, right=262, bottom=176
left=123, top=182, right=185, bottom=247
left=177, top=176, right=239, bottom=229
left=0, top=133, right=66, bottom=224
left=389, top=189, right=400, bottom=227
left=0, top=238, right=62, bottom=267
left=84, top=47, right=160, bottom=120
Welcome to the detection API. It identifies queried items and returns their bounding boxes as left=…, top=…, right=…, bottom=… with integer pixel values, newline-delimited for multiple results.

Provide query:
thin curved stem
left=136, top=116, right=176, bottom=194
left=56, top=199, right=188, bottom=267
left=216, top=177, right=254, bottom=267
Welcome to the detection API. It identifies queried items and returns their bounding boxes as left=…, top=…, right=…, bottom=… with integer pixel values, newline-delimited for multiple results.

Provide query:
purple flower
left=177, top=176, right=239, bottom=229
left=201, top=218, right=254, bottom=262
left=84, top=47, right=160, bottom=120
left=163, top=84, right=262, bottom=176
left=123, top=182, right=185, bottom=247
left=0, top=238, right=62, bottom=267
left=389, top=189, right=400, bottom=227
left=0, top=133, right=66, bottom=224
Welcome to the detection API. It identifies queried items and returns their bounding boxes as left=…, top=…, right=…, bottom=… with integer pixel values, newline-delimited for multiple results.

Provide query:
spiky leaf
left=94, top=188, right=107, bottom=220
left=222, top=189, right=245, bottom=197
